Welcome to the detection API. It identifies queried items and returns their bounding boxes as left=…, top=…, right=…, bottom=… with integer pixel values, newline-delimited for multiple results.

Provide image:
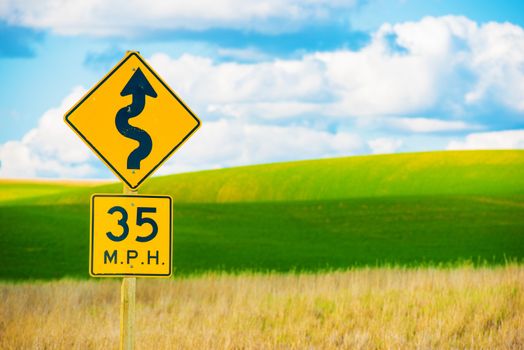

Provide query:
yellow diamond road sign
left=65, top=51, right=200, bottom=189
left=90, top=194, right=172, bottom=277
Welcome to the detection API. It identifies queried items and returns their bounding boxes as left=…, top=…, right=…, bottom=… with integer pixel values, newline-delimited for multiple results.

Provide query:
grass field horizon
left=1, top=150, right=523, bottom=279
left=2, top=150, right=523, bottom=206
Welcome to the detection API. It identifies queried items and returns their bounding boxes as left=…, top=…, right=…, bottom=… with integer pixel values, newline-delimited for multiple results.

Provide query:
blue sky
left=1, top=0, right=523, bottom=179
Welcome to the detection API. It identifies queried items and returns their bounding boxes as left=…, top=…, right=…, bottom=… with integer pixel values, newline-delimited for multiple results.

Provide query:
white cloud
left=0, top=0, right=358, bottom=36
left=367, top=138, right=403, bottom=154
left=0, top=93, right=365, bottom=179
left=4, top=15, right=524, bottom=179
left=466, top=22, right=524, bottom=111
left=158, top=119, right=365, bottom=174
left=447, top=130, right=524, bottom=150
left=150, top=53, right=330, bottom=108
left=149, top=16, right=524, bottom=124
left=0, top=87, right=97, bottom=178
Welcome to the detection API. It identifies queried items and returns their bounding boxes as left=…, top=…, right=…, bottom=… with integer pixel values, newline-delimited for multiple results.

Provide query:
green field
left=1, top=150, right=523, bottom=279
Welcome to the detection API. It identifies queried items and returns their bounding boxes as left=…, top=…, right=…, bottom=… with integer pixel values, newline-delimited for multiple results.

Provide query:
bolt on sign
left=90, top=194, right=172, bottom=277
left=64, top=51, right=201, bottom=190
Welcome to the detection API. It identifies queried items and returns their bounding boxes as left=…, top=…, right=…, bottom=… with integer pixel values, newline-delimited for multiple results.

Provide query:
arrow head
left=121, top=67, right=157, bottom=98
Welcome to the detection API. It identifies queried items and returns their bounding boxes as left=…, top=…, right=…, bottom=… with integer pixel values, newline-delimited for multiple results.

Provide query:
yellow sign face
left=65, top=51, right=201, bottom=189
left=90, top=194, right=172, bottom=277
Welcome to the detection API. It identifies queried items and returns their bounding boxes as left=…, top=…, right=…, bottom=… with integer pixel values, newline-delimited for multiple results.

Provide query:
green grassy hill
left=146, top=150, right=524, bottom=202
left=2, top=150, right=524, bottom=206
left=1, top=150, right=523, bottom=279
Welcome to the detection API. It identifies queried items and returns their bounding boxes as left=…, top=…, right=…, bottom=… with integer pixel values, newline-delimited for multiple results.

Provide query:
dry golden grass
left=1, top=266, right=523, bottom=349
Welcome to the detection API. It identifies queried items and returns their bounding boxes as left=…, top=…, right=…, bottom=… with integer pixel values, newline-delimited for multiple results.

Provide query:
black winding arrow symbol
left=115, top=67, right=157, bottom=170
